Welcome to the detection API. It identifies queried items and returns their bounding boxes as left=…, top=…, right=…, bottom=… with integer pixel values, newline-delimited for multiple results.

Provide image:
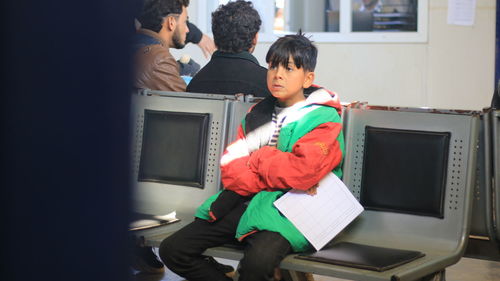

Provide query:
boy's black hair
left=265, top=32, right=317, bottom=72
left=211, top=1, right=261, bottom=53
left=138, top=0, right=189, bottom=33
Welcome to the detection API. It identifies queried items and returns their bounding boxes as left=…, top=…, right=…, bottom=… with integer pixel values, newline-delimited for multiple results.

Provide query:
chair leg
left=418, top=269, right=446, bottom=281
left=281, top=270, right=314, bottom=281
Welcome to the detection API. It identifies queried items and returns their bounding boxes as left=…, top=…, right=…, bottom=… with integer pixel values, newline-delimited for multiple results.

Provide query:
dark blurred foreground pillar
left=0, top=0, right=135, bottom=280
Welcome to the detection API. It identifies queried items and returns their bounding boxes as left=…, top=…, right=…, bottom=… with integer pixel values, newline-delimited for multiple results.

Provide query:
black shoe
left=132, top=246, right=165, bottom=274
left=204, top=256, right=234, bottom=275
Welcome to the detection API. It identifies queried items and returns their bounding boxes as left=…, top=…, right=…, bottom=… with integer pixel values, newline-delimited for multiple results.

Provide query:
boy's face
left=267, top=56, right=314, bottom=107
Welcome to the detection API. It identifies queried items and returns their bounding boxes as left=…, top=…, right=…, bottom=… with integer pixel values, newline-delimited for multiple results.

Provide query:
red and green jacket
left=196, top=86, right=345, bottom=252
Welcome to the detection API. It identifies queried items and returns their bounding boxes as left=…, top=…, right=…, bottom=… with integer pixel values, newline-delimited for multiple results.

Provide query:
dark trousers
left=159, top=204, right=292, bottom=281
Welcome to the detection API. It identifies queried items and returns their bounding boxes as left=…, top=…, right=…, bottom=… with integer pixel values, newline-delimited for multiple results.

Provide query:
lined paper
left=274, top=173, right=364, bottom=250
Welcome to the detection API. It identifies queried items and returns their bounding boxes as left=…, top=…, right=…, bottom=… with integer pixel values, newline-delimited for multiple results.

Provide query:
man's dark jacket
left=187, top=51, right=271, bottom=97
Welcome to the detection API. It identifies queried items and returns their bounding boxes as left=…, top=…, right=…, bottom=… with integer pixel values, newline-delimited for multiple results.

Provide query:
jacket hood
left=244, top=85, right=342, bottom=134
left=303, top=84, right=342, bottom=117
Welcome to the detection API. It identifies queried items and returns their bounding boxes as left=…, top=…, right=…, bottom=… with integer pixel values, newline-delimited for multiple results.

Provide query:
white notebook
left=274, top=173, right=364, bottom=250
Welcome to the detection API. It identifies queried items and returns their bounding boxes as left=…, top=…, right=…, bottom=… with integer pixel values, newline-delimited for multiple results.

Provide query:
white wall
left=174, top=0, right=496, bottom=110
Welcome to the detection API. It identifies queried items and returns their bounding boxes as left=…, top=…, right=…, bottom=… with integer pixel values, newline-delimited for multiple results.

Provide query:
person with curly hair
left=187, top=0, right=271, bottom=98
left=133, top=0, right=191, bottom=91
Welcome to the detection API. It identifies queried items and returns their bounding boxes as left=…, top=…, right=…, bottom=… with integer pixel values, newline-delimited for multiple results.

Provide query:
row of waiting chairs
left=131, top=91, right=498, bottom=281
left=466, top=108, right=500, bottom=259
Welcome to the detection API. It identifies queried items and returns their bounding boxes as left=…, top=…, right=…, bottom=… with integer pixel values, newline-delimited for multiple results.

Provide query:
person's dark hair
left=138, top=0, right=189, bottom=33
left=266, top=32, right=318, bottom=72
left=211, top=1, right=261, bottom=53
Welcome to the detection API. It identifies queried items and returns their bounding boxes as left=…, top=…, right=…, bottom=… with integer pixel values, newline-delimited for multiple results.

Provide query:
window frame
left=196, top=0, right=428, bottom=43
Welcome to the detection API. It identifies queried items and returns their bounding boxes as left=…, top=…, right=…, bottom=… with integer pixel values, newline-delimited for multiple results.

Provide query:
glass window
left=352, top=0, right=418, bottom=32
left=197, top=0, right=427, bottom=43
left=273, top=0, right=340, bottom=33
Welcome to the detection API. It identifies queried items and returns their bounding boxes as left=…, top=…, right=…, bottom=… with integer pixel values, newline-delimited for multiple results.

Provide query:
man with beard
left=131, top=1, right=234, bottom=274
left=134, top=0, right=191, bottom=91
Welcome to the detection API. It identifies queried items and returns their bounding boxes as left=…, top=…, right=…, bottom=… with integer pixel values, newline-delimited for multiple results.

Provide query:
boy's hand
left=306, top=184, right=319, bottom=196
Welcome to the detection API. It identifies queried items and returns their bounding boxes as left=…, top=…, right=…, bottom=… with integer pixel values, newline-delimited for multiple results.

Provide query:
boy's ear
left=303, top=71, right=315, bottom=88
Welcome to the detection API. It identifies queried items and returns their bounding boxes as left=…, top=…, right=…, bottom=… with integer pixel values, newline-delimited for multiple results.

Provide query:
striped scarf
left=268, top=109, right=287, bottom=147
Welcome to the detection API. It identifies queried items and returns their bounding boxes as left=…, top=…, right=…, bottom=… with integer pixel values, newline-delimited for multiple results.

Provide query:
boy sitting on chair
left=160, top=33, right=345, bottom=281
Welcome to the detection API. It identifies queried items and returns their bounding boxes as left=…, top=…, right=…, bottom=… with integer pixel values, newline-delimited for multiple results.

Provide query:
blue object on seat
left=181, top=75, right=193, bottom=85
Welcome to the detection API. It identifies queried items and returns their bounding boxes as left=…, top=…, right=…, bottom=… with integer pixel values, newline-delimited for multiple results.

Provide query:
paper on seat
left=129, top=211, right=180, bottom=231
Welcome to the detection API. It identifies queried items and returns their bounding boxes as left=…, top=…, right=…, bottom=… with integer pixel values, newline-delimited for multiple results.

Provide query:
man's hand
left=197, top=34, right=216, bottom=58
left=306, top=184, right=319, bottom=196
